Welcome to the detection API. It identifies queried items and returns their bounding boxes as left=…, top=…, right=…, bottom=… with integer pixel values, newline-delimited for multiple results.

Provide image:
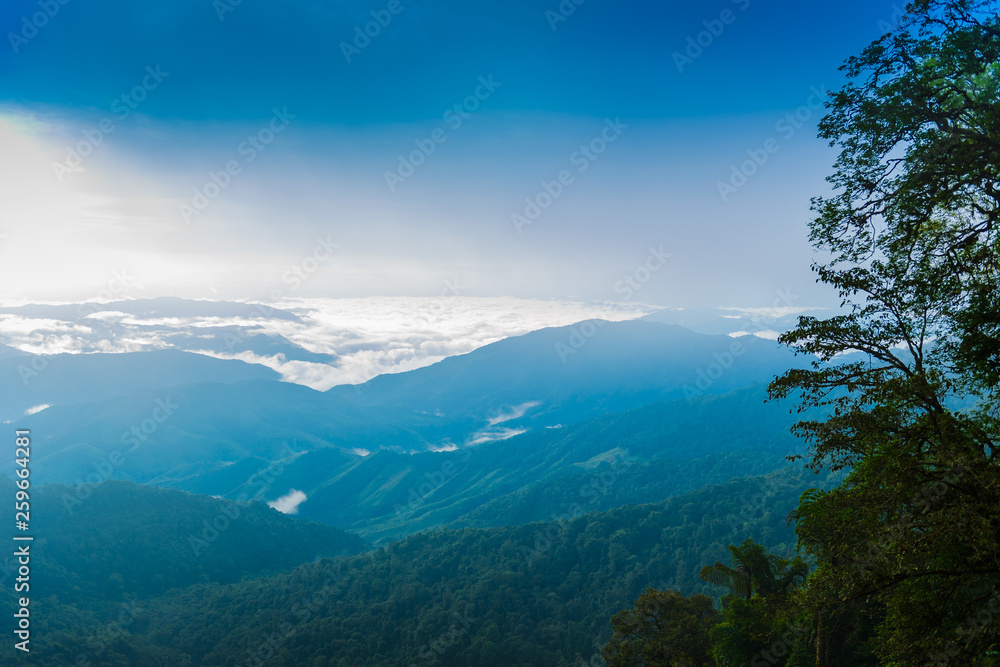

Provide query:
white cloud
left=727, top=329, right=783, bottom=341
left=467, top=427, right=527, bottom=446
left=267, top=489, right=307, bottom=515
left=0, top=297, right=653, bottom=388
left=488, top=401, right=542, bottom=426
left=0, top=315, right=91, bottom=336
left=24, top=404, right=50, bottom=416
left=0, top=296, right=655, bottom=389
left=717, top=306, right=827, bottom=319
left=82, top=310, right=133, bottom=321
left=255, top=296, right=652, bottom=388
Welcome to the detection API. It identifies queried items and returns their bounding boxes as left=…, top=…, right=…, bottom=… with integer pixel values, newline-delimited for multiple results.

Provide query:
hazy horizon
left=0, top=0, right=907, bottom=309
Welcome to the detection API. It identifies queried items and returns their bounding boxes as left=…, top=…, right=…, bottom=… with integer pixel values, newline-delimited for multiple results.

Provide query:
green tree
left=700, top=539, right=808, bottom=602
left=701, top=540, right=809, bottom=667
left=601, top=588, right=718, bottom=667
left=769, top=0, right=1000, bottom=664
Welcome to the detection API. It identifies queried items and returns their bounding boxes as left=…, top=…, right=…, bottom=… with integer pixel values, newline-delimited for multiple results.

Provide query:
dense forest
left=0, top=466, right=830, bottom=665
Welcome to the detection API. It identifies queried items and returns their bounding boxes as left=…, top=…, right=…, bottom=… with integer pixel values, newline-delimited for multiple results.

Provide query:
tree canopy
left=604, top=1, right=1000, bottom=664
left=767, top=0, right=1000, bottom=663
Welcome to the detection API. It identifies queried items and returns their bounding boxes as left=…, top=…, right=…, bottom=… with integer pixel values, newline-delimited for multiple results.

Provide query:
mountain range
left=0, top=300, right=835, bottom=664
left=9, top=316, right=808, bottom=539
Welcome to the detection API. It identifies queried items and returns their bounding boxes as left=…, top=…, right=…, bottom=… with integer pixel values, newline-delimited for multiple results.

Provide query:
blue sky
left=0, top=0, right=908, bottom=307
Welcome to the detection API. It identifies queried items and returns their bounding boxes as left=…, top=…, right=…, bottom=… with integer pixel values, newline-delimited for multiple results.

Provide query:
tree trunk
left=815, top=609, right=827, bottom=667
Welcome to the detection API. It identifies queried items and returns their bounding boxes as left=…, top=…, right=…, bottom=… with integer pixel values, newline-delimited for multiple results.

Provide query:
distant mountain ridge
left=0, top=296, right=303, bottom=321
left=12, top=320, right=800, bottom=484
left=0, top=316, right=817, bottom=558
left=0, top=477, right=368, bottom=604
left=0, top=346, right=280, bottom=422
left=332, top=319, right=798, bottom=427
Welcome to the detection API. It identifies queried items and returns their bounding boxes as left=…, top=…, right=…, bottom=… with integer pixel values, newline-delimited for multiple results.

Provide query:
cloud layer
left=0, top=296, right=656, bottom=390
